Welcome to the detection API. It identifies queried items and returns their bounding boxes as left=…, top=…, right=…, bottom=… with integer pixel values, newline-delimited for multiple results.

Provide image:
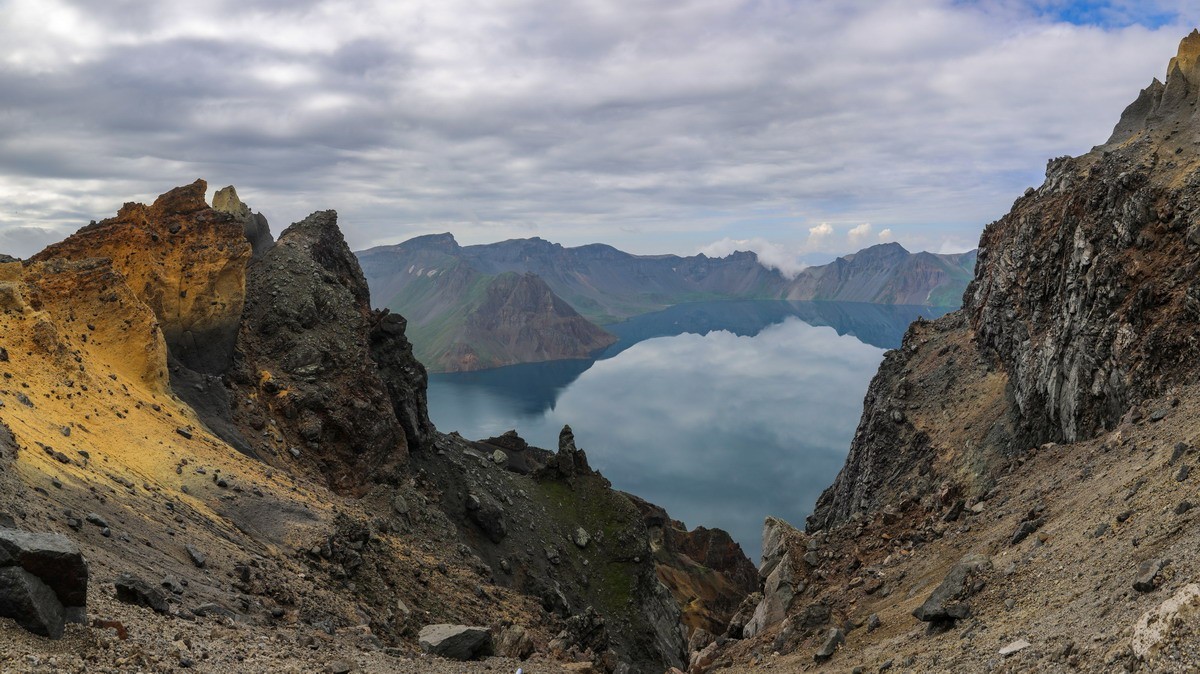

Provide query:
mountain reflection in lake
left=427, top=300, right=951, bottom=560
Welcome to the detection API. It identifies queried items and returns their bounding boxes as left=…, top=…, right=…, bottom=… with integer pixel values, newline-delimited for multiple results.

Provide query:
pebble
left=999, top=639, right=1031, bottom=657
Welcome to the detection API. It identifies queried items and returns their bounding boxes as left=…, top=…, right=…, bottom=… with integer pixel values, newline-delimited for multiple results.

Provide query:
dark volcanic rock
left=115, top=572, right=171, bottom=614
left=1133, top=559, right=1164, bottom=592
left=417, top=624, right=493, bottom=660
left=0, top=566, right=66, bottom=638
left=369, top=310, right=434, bottom=451
left=972, top=30, right=1200, bottom=445
left=0, top=528, right=88, bottom=623
left=813, top=627, right=845, bottom=662
left=1010, top=517, right=1045, bottom=546
left=232, top=210, right=409, bottom=491
left=913, top=554, right=992, bottom=626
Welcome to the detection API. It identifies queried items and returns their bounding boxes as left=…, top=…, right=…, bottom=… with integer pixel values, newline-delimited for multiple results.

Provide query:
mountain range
left=357, top=234, right=976, bottom=371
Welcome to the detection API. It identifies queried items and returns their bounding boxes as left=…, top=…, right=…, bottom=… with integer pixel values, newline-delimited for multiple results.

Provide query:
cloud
left=699, top=237, right=809, bottom=277
left=938, top=238, right=977, bottom=254
left=878, top=228, right=894, bottom=241
left=807, top=222, right=834, bottom=247
left=0, top=0, right=1189, bottom=257
left=847, top=223, right=873, bottom=248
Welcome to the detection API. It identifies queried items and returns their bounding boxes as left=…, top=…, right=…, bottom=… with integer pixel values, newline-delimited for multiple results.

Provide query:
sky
left=1, top=1, right=1197, bottom=269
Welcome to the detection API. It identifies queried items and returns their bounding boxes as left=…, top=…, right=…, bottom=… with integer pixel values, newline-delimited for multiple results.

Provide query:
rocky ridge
left=0, top=182, right=753, bottom=673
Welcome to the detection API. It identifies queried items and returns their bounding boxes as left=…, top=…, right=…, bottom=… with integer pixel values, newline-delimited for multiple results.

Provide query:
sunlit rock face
left=33, top=179, right=251, bottom=375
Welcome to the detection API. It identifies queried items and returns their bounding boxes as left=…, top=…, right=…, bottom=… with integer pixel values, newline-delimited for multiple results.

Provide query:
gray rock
left=866, top=613, right=881, bottom=632
left=185, top=544, right=206, bottom=568
left=0, top=528, right=88, bottom=622
left=572, top=526, right=591, bottom=548
left=495, top=624, right=534, bottom=659
left=192, top=602, right=236, bottom=618
left=418, top=624, right=493, bottom=660
left=1176, top=464, right=1190, bottom=482
left=115, top=573, right=171, bottom=614
left=999, top=639, right=1031, bottom=656
left=813, top=627, right=845, bottom=662
left=745, top=517, right=808, bottom=638
left=1010, top=517, right=1045, bottom=546
left=465, top=496, right=506, bottom=544
left=1133, top=559, right=1164, bottom=592
left=1176, top=501, right=1193, bottom=515
left=913, top=553, right=992, bottom=624
left=0, top=566, right=65, bottom=638
left=84, top=513, right=108, bottom=528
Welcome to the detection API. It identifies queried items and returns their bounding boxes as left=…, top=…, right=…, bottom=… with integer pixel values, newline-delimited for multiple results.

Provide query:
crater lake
left=426, top=300, right=951, bottom=559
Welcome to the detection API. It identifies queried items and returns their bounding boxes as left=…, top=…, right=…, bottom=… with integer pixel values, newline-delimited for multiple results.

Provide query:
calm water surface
left=427, top=300, right=951, bottom=560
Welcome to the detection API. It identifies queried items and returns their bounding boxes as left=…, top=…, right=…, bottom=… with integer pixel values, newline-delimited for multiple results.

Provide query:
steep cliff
left=812, top=30, right=1200, bottom=531
left=229, top=211, right=410, bottom=492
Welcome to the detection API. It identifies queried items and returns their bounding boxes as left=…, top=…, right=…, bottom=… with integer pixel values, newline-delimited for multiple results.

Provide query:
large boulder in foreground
left=0, top=528, right=89, bottom=638
left=418, top=624, right=493, bottom=660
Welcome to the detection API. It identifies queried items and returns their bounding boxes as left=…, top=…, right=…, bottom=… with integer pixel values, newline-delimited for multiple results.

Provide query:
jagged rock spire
left=1107, top=29, right=1200, bottom=144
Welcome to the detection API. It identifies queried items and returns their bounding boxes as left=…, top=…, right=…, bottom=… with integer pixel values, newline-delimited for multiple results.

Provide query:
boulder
left=1133, top=559, right=1164, bottom=593
left=1132, top=583, right=1200, bottom=659
left=913, top=553, right=992, bottom=625
left=0, top=567, right=66, bottom=638
left=418, top=624, right=493, bottom=660
left=495, top=624, right=534, bottom=659
left=744, top=517, right=808, bottom=638
left=115, top=572, right=171, bottom=614
left=0, top=528, right=88, bottom=626
left=813, top=627, right=845, bottom=662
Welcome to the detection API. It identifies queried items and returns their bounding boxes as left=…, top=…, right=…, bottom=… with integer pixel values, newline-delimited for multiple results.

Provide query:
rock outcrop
left=744, top=517, right=811, bottom=638
left=628, top=495, right=758, bottom=637
left=0, top=529, right=88, bottom=638
left=231, top=210, right=409, bottom=491
left=810, top=32, right=1200, bottom=530
left=32, top=180, right=250, bottom=376
left=212, top=185, right=273, bottom=259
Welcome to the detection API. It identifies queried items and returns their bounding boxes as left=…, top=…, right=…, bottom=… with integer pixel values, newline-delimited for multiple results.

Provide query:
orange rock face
left=32, top=179, right=251, bottom=373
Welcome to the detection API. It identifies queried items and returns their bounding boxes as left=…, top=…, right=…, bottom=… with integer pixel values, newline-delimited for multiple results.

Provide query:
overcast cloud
left=0, top=0, right=1196, bottom=259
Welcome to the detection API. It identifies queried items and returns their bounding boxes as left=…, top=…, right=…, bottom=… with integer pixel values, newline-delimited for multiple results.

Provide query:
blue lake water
left=426, top=300, right=951, bottom=560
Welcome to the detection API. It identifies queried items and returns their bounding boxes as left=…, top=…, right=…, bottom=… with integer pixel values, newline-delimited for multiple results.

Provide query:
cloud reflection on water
left=428, top=302, right=907, bottom=560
